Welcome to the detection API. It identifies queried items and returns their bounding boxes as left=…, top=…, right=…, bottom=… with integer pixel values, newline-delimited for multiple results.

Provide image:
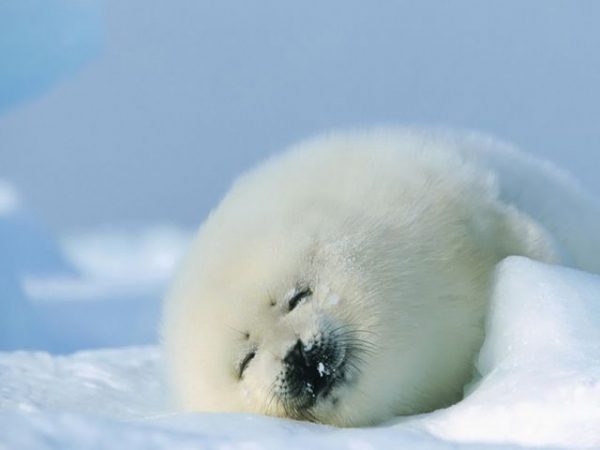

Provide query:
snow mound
left=422, top=256, right=600, bottom=449
left=1, top=257, right=599, bottom=448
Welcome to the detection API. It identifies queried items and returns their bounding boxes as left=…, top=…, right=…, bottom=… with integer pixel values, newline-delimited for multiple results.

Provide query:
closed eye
left=239, top=351, right=256, bottom=379
left=288, top=286, right=312, bottom=312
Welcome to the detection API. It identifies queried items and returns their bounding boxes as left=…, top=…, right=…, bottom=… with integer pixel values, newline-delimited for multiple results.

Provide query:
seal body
left=162, top=128, right=599, bottom=426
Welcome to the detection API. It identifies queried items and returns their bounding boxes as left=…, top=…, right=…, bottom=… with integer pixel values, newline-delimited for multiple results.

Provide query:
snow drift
left=421, top=257, right=600, bottom=448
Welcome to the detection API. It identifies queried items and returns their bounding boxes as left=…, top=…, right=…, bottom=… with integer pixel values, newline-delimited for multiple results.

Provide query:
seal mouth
left=286, top=339, right=345, bottom=386
left=278, top=326, right=374, bottom=421
left=280, top=340, right=348, bottom=417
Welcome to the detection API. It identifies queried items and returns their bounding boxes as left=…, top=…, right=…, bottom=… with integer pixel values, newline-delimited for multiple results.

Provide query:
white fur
left=161, top=128, right=600, bottom=427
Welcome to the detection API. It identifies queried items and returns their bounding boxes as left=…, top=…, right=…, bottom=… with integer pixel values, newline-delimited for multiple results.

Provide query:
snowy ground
left=1, top=180, right=600, bottom=449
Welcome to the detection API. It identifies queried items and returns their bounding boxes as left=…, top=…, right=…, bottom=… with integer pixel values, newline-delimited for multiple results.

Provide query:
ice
left=2, top=256, right=600, bottom=448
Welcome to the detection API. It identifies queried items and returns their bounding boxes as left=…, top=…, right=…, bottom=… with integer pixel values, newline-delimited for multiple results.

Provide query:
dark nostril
left=284, top=339, right=308, bottom=367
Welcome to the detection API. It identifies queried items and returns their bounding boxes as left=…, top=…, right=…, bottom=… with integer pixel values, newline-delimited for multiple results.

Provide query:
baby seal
left=162, top=128, right=600, bottom=426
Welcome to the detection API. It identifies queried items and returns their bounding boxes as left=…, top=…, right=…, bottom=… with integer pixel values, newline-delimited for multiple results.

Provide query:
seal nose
left=285, top=339, right=310, bottom=367
left=283, top=339, right=335, bottom=398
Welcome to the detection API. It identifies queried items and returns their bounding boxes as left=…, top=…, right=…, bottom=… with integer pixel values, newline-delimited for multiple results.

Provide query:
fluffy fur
left=161, top=128, right=600, bottom=426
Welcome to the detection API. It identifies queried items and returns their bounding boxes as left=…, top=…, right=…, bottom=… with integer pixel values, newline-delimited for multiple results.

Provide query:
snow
left=0, top=347, right=164, bottom=420
left=317, top=362, right=327, bottom=377
left=419, top=257, right=600, bottom=449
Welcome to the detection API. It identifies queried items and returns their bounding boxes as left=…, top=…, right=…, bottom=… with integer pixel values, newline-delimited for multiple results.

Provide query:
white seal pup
left=161, top=128, right=600, bottom=426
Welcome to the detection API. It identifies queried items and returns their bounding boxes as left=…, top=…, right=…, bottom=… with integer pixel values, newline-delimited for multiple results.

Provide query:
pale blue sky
left=1, top=1, right=599, bottom=232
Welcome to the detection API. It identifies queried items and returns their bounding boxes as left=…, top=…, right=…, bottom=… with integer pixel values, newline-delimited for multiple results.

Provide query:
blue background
left=1, top=1, right=599, bottom=233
